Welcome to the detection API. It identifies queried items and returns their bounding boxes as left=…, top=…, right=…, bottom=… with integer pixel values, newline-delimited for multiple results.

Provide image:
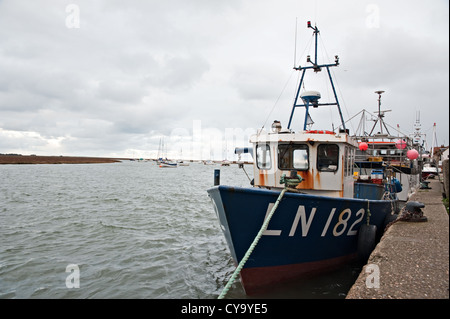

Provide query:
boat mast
left=157, top=138, right=162, bottom=160
left=369, top=90, right=392, bottom=136
left=287, top=21, right=346, bottom=132
left=431, top=122, right=437, bottom=157
left=412, top=111, right=423, bottom=146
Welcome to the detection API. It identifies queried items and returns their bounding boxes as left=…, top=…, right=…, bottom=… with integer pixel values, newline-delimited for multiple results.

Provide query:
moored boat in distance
left=221, top=160, right=231, bottom=166
left=157, top=137, right=178, bottom=168
left=422, top=162, right=439, bottom=179
left=207, top=21, right=403, bottom=295
left=159, top=160, right=177, bottom=168
left=351, top=91, right=421, bottom=202
left=421, top=123, right=440, bottom=180
left=177, top=160, right=190, bottom=166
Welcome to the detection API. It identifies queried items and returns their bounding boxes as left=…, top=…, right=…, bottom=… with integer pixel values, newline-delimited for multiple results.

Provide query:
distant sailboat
left=177, top=148, right=190, bottom=166
left=204, top=142, right=215, bottom=165
left=221, top=144, right=231, bottom=166
left=157, top=137, right=177, bottom=168
left=159, top=161, right=177, bottom=168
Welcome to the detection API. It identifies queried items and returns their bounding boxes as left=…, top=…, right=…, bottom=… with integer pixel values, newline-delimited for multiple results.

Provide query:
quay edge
left=346, top=178, right=449, bottom=299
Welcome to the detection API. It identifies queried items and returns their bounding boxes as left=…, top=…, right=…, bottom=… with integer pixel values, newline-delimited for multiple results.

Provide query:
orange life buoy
left=306, top=130, right=335, bottom=135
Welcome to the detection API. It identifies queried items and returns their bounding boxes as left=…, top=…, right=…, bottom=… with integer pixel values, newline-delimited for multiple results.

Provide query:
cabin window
left=256, top=144, right=271, bottom=169
left=317, top=144, right=339, bottom=172
left=278, top=144, right=309, bottom=170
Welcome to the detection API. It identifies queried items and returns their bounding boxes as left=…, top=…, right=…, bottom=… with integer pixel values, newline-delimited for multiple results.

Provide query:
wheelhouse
left=251, top=128, right=357, bottom=198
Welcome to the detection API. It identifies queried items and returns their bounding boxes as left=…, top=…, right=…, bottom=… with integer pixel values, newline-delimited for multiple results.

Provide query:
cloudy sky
left=0, top=0, right=448, bottom=160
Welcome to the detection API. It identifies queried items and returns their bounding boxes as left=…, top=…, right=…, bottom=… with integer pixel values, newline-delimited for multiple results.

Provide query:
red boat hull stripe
left=239, top=253, right=357, bottom=295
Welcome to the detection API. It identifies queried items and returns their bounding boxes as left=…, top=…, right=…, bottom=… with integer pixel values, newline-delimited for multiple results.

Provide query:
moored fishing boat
left=207, top=21, right=403, bottom=295
left=351, top=92, right=421, bottom=202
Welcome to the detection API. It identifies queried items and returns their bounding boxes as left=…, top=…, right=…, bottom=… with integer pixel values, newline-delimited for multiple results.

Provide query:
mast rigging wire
left=258, top=33, right=315, bottom=134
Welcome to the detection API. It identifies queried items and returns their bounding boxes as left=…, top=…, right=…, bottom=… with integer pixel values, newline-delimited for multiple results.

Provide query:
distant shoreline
left=0, top=154, right=123, bottom=165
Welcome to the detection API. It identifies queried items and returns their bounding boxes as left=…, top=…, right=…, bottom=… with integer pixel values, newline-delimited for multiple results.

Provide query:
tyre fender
left=357, top=224, right=377, bottom=263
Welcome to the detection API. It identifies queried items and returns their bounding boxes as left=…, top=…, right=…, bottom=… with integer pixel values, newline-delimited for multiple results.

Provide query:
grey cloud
left=0, top=0, right=447, bottom=156
left=96, top=80, right=148, bottom=104
left=143, top=54, right=210, bottom=90
left=230, top=63, right=287, bottom=101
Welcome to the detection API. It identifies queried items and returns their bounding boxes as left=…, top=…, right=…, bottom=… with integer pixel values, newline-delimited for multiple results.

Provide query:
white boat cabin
left=250, top=123, right=358, bottom=198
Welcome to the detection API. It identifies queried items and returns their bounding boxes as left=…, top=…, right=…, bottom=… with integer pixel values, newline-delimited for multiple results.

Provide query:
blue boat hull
left=207, top=185, right=396, bottom=294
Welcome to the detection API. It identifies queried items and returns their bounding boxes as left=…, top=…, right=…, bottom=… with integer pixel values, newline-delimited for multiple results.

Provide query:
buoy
left=357, top=224, right=377, bottom=263
left=359, top=142, right=368, bottom=151
left=395, top=139, right=407, bottom=149
left=407, top=149, right=419, bottom=160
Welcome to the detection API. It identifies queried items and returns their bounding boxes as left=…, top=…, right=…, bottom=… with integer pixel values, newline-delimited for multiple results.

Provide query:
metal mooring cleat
left=399, top=201, right=428, bottom=222
left=419, top=181, right=431, bottom=189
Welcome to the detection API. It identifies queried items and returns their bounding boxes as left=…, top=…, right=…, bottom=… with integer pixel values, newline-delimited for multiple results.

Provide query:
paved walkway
left=346, top=178, right=449, bottom=299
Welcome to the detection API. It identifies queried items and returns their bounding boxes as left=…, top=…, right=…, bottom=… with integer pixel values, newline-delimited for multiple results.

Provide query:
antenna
left=293, top=17, right=298, bottom=68
left=306, top=21, right=320, bottom=72
left=369, top=90, right=391, bottom=136
left=287, top=21, right=344, bottom=131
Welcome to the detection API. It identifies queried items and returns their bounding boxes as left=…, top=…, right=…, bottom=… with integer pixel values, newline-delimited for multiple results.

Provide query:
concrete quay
left=346, top=178, right=449, bottom=299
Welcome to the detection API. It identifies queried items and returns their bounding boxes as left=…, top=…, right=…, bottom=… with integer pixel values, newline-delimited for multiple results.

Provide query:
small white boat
left=177, top=160, right=190, bottom=166
left=159, top=160, right=177, bottom=168
left=221, top=160, right=231, bottom=166
left=422, top=162, right=438, bottom=179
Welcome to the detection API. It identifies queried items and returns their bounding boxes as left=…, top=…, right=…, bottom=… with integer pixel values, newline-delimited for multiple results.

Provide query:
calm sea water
left=0, top=162, right=360, bottom=299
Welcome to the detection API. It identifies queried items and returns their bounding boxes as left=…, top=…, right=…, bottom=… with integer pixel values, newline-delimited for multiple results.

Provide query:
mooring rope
left=366, top=199, right=371, bottom=225
left=218, top=173, right=302, bottom=299
left=217, top=188, right=287, bottom=299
